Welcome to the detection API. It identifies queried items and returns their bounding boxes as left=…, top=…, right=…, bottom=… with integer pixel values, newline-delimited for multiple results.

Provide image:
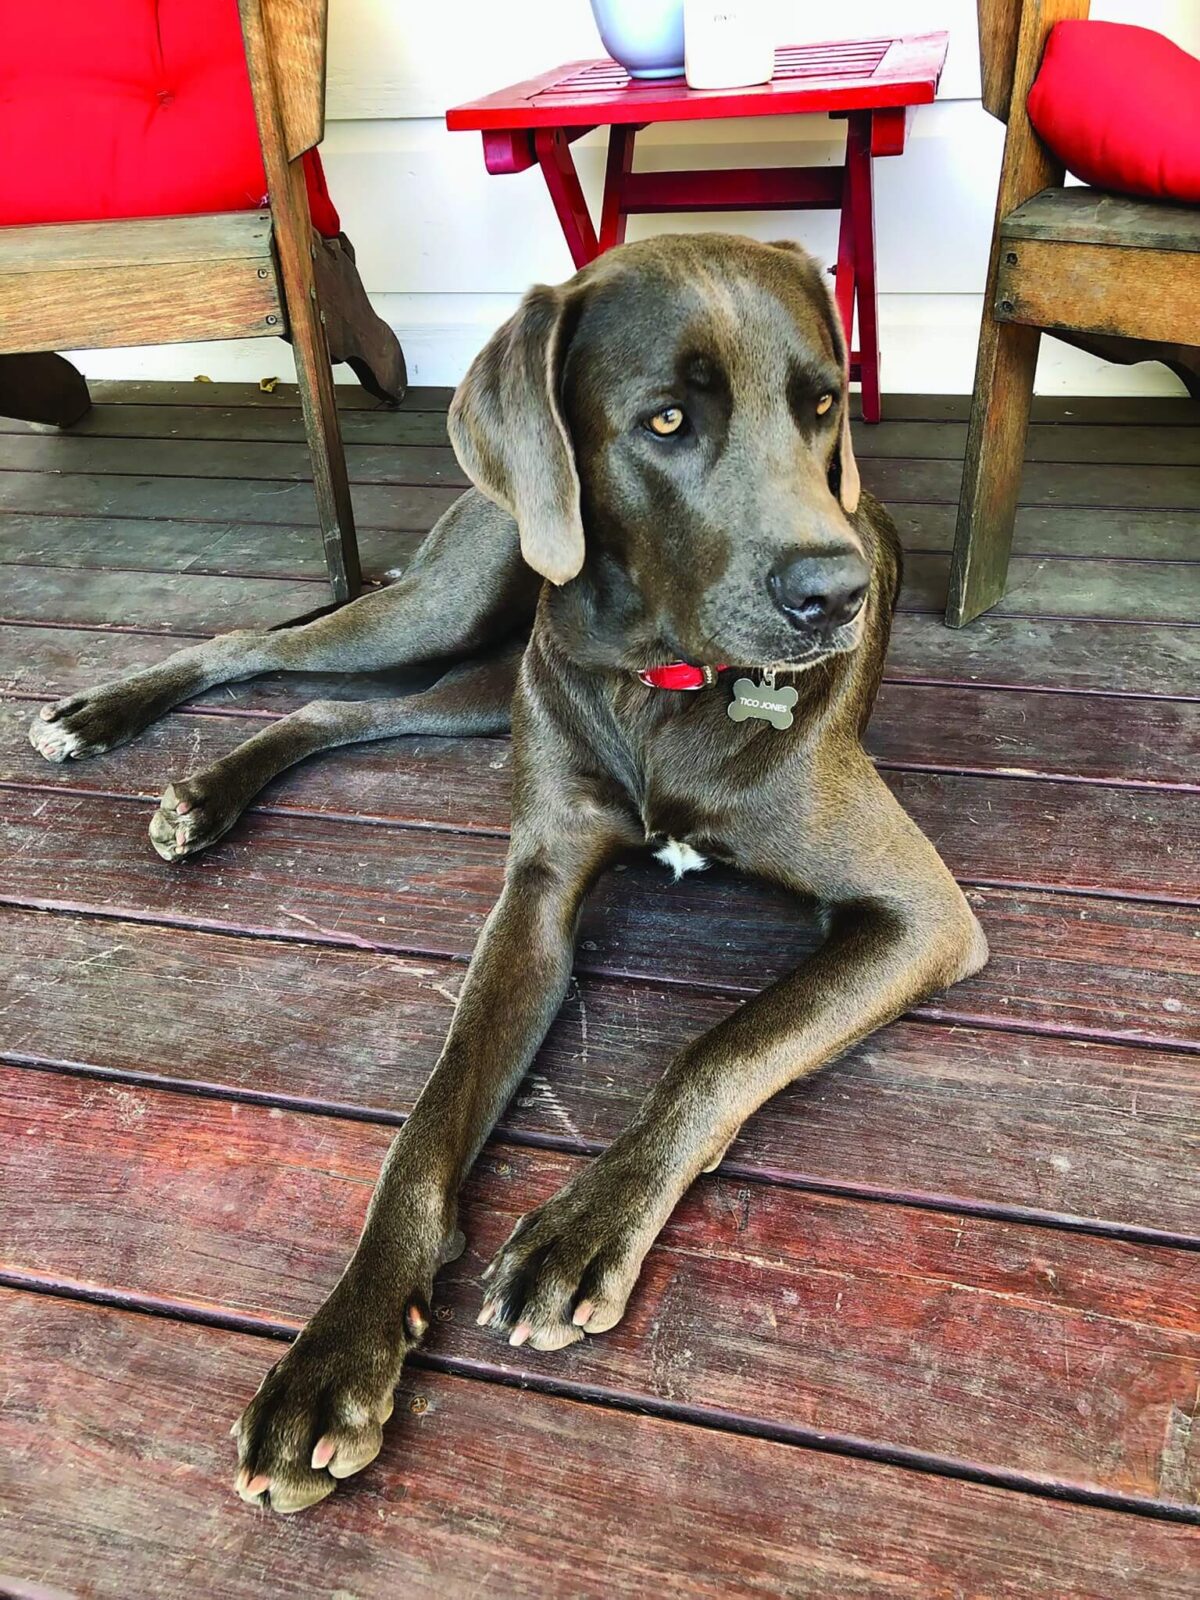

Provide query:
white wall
left=73, top=0, right=1200, bottom=395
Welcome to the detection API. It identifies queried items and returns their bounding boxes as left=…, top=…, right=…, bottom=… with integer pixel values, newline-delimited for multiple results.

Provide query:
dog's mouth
left=720, top=610, right=868, bottom=674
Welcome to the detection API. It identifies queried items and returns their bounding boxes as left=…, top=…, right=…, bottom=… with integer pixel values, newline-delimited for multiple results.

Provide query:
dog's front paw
left=149, top=777, right=244, bottom=862
left=28, top=689, right=137, bottom=762
left=478, top=1172, right=655, bottom=1353
left=231, top=1295, right=429, bottom=1514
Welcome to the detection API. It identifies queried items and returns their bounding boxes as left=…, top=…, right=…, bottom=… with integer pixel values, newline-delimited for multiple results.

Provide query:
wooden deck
left=0, top=381, right=1197, bottom=1597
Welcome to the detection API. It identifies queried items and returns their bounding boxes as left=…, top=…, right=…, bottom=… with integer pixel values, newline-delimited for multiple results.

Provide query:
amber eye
left=648, top=406, right=685, bottom=436
left=816, top=393, right=834, bottom=416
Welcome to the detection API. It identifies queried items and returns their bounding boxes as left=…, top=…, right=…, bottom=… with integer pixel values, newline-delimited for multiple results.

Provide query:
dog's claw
left=404, top=1299, right=429, bottom=1341
left=235, top=1469, right=271, bottom=1503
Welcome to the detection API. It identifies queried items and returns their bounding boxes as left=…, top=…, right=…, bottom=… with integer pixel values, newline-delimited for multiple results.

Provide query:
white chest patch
left=654, top=838, right=710, bottom=880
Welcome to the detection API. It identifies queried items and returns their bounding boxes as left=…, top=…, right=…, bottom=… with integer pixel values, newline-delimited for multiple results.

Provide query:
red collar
left=637, top=661, right=727, bottom=691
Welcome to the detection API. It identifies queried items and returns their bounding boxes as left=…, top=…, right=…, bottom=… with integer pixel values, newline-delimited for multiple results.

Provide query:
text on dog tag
left=726, top=676, right=798, bottom=731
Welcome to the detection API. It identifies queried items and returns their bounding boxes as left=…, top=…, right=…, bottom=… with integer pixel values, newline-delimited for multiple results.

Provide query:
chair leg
left=278, top=237, right=362, bottom=603
left=0, top=353, right=91, bottom=427
left=314, top=231, right=407, bottom=406
left=946, top=310, right=1040, bottom=627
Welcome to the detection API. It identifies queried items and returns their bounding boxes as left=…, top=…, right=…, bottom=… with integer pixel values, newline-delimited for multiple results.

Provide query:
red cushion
left=1027, top=21, right=1200, bottom=205
left=0, top=0, right=340, bottom=234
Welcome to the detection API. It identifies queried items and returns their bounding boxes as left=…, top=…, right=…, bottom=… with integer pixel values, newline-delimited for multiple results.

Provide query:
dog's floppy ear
left=769, top=240, right=860, bottom=516
left=447, top=284, right=584, bottom=585
left=821, top=279, right=861, bottom=517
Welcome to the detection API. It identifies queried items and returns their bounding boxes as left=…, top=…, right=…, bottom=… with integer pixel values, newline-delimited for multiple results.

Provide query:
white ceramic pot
left=589, top=0, right=686, bottom=79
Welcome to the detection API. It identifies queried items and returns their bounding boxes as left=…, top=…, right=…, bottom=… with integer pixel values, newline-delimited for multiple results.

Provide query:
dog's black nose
left=768, top=550, right=870, bottom=630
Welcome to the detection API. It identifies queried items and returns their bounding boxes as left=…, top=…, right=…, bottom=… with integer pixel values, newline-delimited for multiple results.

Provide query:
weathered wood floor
left=0, top=381, right=1197, bottom=1597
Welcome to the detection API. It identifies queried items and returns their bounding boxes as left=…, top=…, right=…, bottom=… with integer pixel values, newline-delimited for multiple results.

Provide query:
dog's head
left=448, top=234, right=868, bottom=671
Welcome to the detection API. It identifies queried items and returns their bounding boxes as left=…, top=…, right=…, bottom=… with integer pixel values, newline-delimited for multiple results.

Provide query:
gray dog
left=30, top=233, right=988, bottom=1513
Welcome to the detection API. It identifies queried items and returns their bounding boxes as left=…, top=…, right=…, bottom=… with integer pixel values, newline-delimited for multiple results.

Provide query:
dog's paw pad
left=149, top=779, right=238, bottom=863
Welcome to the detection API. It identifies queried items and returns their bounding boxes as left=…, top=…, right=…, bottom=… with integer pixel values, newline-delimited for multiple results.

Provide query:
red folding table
left=447, top=34, right=948, bottom=422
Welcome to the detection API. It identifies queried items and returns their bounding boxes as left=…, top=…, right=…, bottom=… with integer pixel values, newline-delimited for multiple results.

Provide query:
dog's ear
left=447, top=284, right=584, bottom=585
left=770, top=241, right=860, bottom=517
left=819, top=277, right=861, bottom=517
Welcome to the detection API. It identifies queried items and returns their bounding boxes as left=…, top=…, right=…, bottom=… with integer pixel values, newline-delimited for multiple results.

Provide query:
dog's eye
left=816, top=393, right=834, bottom=416
left=647, top=406, right=686, bottom=437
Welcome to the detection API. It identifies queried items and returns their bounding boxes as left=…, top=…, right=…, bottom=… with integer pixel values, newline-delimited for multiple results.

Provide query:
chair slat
left=1003, top=188, right=1200, bottom=253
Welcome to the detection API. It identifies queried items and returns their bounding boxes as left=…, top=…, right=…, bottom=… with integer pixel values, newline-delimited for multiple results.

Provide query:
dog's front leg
left=231, top=792, right=635, bottom=1513
left=481, top=776, right=988, bottom=1352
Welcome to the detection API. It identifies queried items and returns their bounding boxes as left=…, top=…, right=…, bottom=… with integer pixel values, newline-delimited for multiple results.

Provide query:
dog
left=29, top=233, right=988, bottom=1513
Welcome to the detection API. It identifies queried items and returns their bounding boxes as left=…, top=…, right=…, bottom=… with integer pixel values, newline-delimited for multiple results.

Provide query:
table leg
left=599, top=126, right=636, bottom=252
left=846, top=112, right=881, bottom=422
left=534, top=128, right=600, bottom=269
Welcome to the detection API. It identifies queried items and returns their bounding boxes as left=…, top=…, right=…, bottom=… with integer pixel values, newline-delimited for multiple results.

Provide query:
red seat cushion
left=0, top=0, right=340, bottom=234
left=1027, top=20, right=1200, bottom=205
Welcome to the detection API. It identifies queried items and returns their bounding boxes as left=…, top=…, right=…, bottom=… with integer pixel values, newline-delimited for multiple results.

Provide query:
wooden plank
left=257, top=0, right=328, bottom=161
left=6, top=504, right=1200, bottom=578
left=0, top=432, right=468, bottom=487
left=1, top=607, right=1196, bottom=718
left=0, top=623, right=414, bottom=703
left=0, top=261, right=283, bottom=356
left=0, top=472, right=459, bottom=533
left=977, top=0, right=1021, bottom=120
left=0, top=566, right=323, bottom=634
left=3, top=701, right=1197, bottom=893
left=901, top=553, right=1200, bottom=625
left=4, top=432, right=1199, bottom=511
left=888, top=612, right=1200, bottom=698
left=6, top=1295, right=1196, bottom=1599
left=5, top=1072, right=1199, bottom=1506
left=890, top=392, right=1200, bottom=425
left=0, top=402, right=456, bottom=447
left=0, top=212, right=275, bottom=273
left=83, top=380, right=1196, bottom=425
left=895, top=506, right=1200, bottom=563
left=6, top=405, right=1199, bottom=470
left=997, top=238, right=1200, bottom=348
left=0, top=515, right=427, bottom=581
left=4, top=525, right=1197, bottom=624
left=3, top=910, right=1197, bottom=1238
left=9, top=675, right=1200, bottom=793
left=0, top=788, right=1194, bottom=1047
left=878, top=422, right=1200, bottom=468
left=1004, top=188, right=1200, bottom=253
left=1, top=466, right=1196, bottom=545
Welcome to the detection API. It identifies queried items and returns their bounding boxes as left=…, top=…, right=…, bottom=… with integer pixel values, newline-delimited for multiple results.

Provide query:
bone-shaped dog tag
left=726, top=676, right=798, bottom=730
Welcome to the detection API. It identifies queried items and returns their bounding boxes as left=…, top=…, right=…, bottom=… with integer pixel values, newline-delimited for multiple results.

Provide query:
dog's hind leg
left=148, top=644, right=521, bottom=862
left=29, top=491, right=536, bottom=763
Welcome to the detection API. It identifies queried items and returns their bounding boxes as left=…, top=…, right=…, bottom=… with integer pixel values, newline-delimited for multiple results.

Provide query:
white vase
left=684, top=0, right=775, bottom=90
left=589, top=0, right=686, bottom=79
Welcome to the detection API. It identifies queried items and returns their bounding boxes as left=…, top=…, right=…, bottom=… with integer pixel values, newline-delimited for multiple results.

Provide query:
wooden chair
left=0, top=0, right=405, bottom=603
left=947, top=0, right=1200, bottom=626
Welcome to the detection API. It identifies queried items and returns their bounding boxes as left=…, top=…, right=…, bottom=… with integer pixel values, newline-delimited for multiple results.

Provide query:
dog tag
left=726, top=674, right=797, bottom=731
